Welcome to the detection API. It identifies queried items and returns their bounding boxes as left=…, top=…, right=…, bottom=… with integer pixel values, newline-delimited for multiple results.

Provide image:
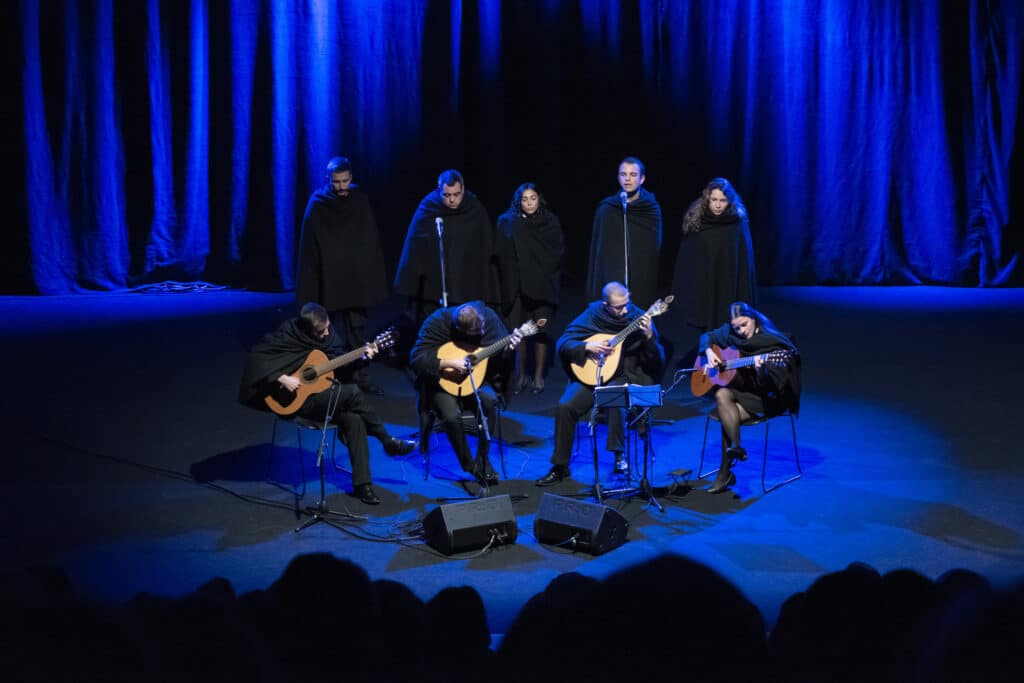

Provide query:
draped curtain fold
left=13, top=0, right=1022, bottom=293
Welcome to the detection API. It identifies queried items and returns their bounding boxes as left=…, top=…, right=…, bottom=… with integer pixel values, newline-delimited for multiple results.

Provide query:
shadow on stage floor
left=2, top=284, right=1023, bottom=636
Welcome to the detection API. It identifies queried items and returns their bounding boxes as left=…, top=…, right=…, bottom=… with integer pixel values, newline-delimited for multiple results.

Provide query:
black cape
left=671, top=204, right=757, bottom=333
left=495, top=207, right=564, bottom=310
left=698, top=323, right=800, bottom=416
left=394, top=190, right=498, bottom=306
left=585, top=188, right=662, bottom=306
left=556, top=301, right=665, bottom=385
left=295, top=184, right=389, bottom=310
left=409, top=303, right=513, bottom=398
left=237, top=318, right=345, bottom=409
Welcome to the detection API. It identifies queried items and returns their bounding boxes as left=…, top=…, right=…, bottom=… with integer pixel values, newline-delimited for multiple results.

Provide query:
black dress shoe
left=726, top=446, right=748, bottom=462
left=535, top=465, right=570, bottom=486
left=383, top=437, right=417, bottom=456
left=707, top=471, right=736, bottom=494
left=353, top=483, right=381, bottom=505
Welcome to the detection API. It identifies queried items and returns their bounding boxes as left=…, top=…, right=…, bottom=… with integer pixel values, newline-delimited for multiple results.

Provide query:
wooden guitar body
left=265, top=349, right=333, bottom=415
left=437, top=342, right=489, bottom=396
left=690, top=345, right=741, bottom=397
left=568, top=333, right=623, bottom=386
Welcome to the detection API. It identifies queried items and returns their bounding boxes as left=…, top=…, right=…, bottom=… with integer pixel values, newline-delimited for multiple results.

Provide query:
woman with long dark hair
left=671, top=178, right=758, bottom=341
left=698, top=302, right=800, bottom=493
left=495, top=183, right=564, bottom=394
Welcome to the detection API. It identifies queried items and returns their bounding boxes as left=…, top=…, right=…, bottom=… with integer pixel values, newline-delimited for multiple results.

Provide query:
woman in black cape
left=495, top=183, right=564, bottom=394
left=670, top=178, right=758, bottom=359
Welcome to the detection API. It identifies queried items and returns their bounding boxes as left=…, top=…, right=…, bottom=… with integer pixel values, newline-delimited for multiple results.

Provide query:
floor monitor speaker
left=534, top=493, right=629, bottom=555
left=423, top=494, right=518, bottom=555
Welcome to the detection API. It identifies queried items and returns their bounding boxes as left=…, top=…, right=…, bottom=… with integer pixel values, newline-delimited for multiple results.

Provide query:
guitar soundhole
left=301, top=366, right=316, bottom=382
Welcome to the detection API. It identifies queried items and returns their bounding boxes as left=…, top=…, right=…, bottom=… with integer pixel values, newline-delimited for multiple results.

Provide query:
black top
left=237, top=318, right=345, bottom=409
left=556, top=300, right=665, bottom=385
left=672, top=201, right=757, bottom=333
left=698, top=323, right=801, bottom=417
left=295, top=185, right=389, bottom=311
left=585, top=188, right=663, bottom=306
left=495, top=207, right=564, bottom=310
left=409, top=302, right=513, bottom=397
left=394, top=190, right=498, bottom=306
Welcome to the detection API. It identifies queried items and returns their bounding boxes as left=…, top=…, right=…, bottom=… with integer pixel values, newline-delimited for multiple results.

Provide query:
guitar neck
left=474, top=334, right=515, bottom=362
left=723, top=354, right=760, bottom=371
left=608, top=316, right=646, bottom=348
left=316, top=346, right=366, bottom=376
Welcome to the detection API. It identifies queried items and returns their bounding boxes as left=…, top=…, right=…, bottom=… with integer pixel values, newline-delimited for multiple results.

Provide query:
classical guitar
left=569, top=296, right=674, bottom=386
left=690, top=344, right=794, bottom=397
left=437, top=319, right=547, bottom=396
left=264, top=328, right=397, bottom=416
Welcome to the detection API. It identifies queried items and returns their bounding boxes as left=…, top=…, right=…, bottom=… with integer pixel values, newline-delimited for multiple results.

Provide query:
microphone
left=620, top=191, right=628, bottom=210
left=435, top=216, right=444, bottom=237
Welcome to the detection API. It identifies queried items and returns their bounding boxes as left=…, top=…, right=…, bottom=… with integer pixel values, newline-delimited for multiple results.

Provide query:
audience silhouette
left=2, top=554, right=1020, bottom=681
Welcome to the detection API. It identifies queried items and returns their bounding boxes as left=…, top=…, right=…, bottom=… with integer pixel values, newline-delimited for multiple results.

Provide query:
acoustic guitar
left=437, top=319, right=547, bottom=396
left=690, top=344, right=793, bottom=397
left=569, top=296, right=673, bottom=386
left=264, top=328, right=397, bottom=415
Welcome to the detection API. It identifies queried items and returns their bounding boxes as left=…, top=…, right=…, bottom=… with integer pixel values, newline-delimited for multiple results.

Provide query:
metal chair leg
left=761, top=413, right=802, bottom=493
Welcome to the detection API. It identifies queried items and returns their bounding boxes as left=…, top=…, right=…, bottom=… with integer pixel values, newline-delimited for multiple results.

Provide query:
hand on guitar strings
left=276, top=374, right=301, bottom=392
left=638, top=314, right=653, bottom=339
left=585, top=340, right=614, bottom=362
left=703, top=348, right=723, bottom=373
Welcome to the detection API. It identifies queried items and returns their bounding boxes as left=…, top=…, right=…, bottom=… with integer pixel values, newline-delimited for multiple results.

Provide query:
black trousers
left=551, top=381, right=626, bottom=466
left=296, top=383, right=389, bottom=487
left=423, top=386, right=499, bottom=472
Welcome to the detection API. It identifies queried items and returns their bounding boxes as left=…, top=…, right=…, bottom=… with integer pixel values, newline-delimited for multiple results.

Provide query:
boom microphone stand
left=295, top=380, right=361, bottom=532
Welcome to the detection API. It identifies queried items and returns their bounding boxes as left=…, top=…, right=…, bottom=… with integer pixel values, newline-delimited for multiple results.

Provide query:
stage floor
left=2, top=285, right=1023, bottom=637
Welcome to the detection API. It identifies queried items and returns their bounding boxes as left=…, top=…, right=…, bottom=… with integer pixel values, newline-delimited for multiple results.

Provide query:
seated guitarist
left=410, top=302, right=522, bottom=486
left=238, top=302, right=417, bottom=505
left=699, top=301, right=801, bottom=494
left=536, top=281, right=664, bottom=486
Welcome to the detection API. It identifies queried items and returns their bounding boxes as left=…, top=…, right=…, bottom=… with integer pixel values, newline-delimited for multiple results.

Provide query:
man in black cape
left=585, top=157, right=663, bottom=307
left=238, top=303, right=416, bottom=505
left=536, top=282, right=664, bottom=486
left=409, top=302, right=521, bottom=486
left=394, top=169, right=498, bottom=326
left=296, top=156, right=390, bottom=395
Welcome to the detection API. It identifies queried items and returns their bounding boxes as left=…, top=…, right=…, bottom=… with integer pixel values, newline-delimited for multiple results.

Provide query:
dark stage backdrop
left=6, top=0, right=1023, bottom=294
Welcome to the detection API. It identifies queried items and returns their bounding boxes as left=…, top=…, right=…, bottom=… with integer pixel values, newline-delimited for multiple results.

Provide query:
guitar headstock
left=370, top=327, right=398, bottom=352
left=518, top=318, right=547, bottom=338
left=647, top=295, right=674, bottom=317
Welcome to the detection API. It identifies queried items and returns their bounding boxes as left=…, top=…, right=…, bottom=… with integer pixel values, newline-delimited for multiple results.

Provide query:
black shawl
left=409, top=303, right=513, bottom=397
left=698, top=323, right=801, bottom=415
left=672, top=201, right=757, bottom=333
left=495, top=207, right=564, bottom=310
left=295, top=185, right=389, bottom=310
left=237, top=318, right=344, bottom=409
left=556, top=301, right=665, bottom=385
left=585, top=188, right=662, bottom=306
left=394, top=190, right=498, bottom=306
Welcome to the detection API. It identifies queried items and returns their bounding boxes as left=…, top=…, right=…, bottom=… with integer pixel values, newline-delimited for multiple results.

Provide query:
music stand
left=598, top=383, right=665, bottom=511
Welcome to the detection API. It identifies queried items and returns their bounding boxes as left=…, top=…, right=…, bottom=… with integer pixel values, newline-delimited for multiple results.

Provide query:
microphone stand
left=621, top=193, right=630, bottom=289
left=586, top=355, right=607, bottom=504
left=437, top=358, right=496, bottom=502
left=436, top=218, right=449, bottom=308
left=295, top=379, right=361, bottom=532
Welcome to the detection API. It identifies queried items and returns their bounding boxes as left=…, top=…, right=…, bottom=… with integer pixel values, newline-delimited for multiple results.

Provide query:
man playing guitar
left=238, top=302, right=416, bottom=505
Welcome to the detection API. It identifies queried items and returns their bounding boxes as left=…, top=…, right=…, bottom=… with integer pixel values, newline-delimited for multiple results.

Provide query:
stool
left=697, top=410, right=801, bottom=493
left=419, top=403, right=505, bottom=481
left=270, top=416, right=352, bottom=497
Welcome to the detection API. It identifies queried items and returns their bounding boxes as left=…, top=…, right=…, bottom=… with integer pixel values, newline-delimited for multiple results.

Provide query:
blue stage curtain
left=13, top=0, right=1022, bottom=293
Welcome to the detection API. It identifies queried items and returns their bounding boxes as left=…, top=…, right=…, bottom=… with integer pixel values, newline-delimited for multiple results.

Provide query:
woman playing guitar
left=697, top=301, right=800, bottom=494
